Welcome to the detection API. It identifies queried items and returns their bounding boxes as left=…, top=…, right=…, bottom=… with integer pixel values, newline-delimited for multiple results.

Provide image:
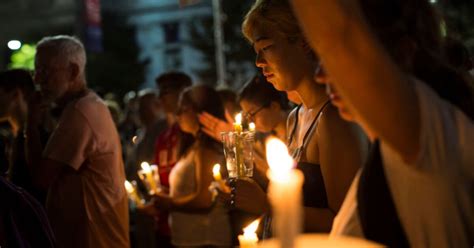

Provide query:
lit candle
left=124, top=180, right=144, bottom=207
left=234, top=112, right=243, bottom=133
left=238, top=219, right=260, bottom=248
left=138, top=162, right=159, bottom=194
left=212, top=163, right=222, bottom=181
left=234, top=112, right=244, bottom=177
left=212, top=163, right=229, bottom=192
left=266, top=137, right=303, bottom=248
left=249, top=122, right=256, bottom=132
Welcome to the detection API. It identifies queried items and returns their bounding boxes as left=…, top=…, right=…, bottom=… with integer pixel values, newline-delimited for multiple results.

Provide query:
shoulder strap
left=287, top=105, right=302, bottom=146
left=301, top=101, right=331, bottom=151
left=291, top=101, right=330, bottom=161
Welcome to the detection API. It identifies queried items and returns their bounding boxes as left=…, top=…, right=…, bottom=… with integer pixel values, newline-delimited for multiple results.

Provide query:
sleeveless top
left=288, top=102, right=331, bottom=208
left=262, top=102, right=330, bottom=239
left=357, top=141, right=409, bottom=247
left=169, top=149, right=232, bottom=247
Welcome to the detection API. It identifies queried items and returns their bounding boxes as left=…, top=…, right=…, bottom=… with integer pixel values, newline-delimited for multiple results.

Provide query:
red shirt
left=153, top=123, right=181, bottom=235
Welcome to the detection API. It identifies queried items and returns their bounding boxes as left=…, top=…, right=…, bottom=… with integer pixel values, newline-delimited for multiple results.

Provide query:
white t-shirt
left=43, top=91, right=129, bottom=248
left=331, top=80, right=474, bottom=247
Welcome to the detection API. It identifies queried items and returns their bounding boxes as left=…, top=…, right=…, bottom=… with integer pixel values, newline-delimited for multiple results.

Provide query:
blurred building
left=102, top=0, right=214, bottom=87
left=0, top=0, right=253, bottom=90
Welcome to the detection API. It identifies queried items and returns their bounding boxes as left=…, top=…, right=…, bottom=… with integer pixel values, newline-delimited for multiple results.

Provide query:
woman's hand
left=228, top=178, right=270, bottom=215
left=198, top=111, right=234, bottom=141
left=137, top=202, right=159, bottom=217
left=152, top=192, right=173, bottom=211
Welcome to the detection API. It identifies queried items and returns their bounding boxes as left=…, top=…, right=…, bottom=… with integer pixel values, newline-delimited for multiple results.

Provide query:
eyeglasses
left=244, top=102, right=270, bottom=121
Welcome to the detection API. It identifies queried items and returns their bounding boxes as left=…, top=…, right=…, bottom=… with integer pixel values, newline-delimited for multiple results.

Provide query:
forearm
left=170, top=191, right=213, bottom=212
left=303, top=206, right=335, bottom=233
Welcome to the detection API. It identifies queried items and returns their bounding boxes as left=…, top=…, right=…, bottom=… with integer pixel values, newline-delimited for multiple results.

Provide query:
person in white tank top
left=152, top=85, right=232, bottom=247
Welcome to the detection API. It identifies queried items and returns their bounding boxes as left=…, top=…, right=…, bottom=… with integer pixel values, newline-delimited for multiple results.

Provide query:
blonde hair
left=242, top=0, right=303, bottom=43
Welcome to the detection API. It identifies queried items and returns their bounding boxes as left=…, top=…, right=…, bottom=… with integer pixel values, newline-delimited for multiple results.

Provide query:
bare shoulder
left=194, top=142, right=223, bottom=166
left=318, top=105, right=361, bottom=139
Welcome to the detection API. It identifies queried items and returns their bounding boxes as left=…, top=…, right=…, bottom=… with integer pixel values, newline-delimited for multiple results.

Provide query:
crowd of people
left=0, top=0, right=473, bottom=247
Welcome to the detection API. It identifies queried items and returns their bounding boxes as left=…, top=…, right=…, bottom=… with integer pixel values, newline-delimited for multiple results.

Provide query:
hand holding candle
left=212, top=163, right=230, bottom=193
left=138, top=162, right=161, bottom=194
left=238, top=218, right=260, bottom=248
left=266, top=137, right=303, bottom=248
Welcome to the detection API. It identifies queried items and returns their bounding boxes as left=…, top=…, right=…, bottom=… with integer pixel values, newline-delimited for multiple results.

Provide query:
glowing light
left=239, top=218, right=260, bottom=247
left=212, top=163, right=222, bottom=181
left=266, top=137, right=294, bottom=181
left=7, top=40, right=21, bottom=50
left=249, top=122, right=256, bottom=132
left=235, top=113, right=242, bottom=125
left=140, top=162, right=151, bottom=172
left=243, top=219, right=260, bottom=234
left=124, top=180, right=134, bottom=193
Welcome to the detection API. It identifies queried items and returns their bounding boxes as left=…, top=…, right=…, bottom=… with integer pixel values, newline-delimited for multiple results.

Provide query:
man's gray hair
left=37, top=35, right=87, bottom=73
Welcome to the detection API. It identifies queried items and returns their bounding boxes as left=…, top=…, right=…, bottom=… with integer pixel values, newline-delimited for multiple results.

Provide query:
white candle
left=124, top=180, right=144, bottom=207
left=234, top=112, right=243, bottom=133
left=138, top=162, right=160, bottom=194
left=238, top=219, right=260, bottom=248
left=266, top=137, right=303, bottom=248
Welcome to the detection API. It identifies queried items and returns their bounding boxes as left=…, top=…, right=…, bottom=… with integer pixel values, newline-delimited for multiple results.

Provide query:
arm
left=291, top=0, right=420, bottom=162
left=319, top=107, right=368, bottom=229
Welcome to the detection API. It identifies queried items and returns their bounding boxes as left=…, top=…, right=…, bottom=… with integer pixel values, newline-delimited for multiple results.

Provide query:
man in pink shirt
left=26, top=35, right=129, bottom=248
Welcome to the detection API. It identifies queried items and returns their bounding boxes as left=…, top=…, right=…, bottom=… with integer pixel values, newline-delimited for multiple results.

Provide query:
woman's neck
left=274, top=111, right=288, bottom=140
left=295, top=77, right=328, bottom=109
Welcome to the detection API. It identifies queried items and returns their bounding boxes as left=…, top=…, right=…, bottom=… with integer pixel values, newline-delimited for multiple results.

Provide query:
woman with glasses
left=240, top=0, right=369, bottom=233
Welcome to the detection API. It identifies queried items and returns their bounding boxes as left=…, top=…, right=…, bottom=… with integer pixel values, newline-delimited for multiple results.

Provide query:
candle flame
left=124, top=180, right=134, bottom=193
left=244, top=219, right=260, bottom=234
left=266, top=137, right=294, bottom=180
left=213, top=163, right=221, bottom=176
left=235, top=113, right=242, bottom=125
left=140, top=162, right=151, bottom=172
left=249, top=122, right=256, bottom=131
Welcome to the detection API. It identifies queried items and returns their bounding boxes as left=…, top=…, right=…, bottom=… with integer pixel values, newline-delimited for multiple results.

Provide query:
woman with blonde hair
left=238, top=0, right=369, bottom=233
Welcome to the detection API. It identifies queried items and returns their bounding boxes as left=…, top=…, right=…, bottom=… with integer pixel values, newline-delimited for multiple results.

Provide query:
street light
left=7, top=40, right=22, bottom=50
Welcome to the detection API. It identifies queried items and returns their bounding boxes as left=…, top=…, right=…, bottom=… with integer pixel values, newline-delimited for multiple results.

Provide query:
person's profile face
left=251, top=26, right=314, bottom=93
left=159, top=87, right=181, bottom=114
left=34, top=49, right=70, bottom=104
